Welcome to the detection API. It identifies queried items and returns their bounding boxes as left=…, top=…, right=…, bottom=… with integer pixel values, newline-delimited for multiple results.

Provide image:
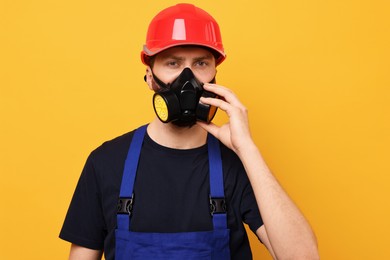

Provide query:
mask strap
left=152, top=72, right=169, bottom=89
left=143, top=71, right=169, bottom=89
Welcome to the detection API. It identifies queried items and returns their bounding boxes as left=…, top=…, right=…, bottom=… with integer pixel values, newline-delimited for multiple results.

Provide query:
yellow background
left=1, top=0, right=389, bottom=259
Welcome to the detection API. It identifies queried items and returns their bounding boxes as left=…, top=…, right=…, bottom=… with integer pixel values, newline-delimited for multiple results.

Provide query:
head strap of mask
left=147, top=68, right=218, bottom=127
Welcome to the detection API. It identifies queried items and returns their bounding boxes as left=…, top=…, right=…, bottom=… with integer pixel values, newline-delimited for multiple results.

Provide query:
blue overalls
left=115, top=125, right=231, bottom=259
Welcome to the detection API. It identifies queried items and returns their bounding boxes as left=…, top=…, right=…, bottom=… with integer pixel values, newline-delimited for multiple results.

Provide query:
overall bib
left=115, top=125, right=231, bottom=260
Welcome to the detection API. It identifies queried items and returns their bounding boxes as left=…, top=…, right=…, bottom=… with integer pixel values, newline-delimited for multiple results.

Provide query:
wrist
left=235, top=140, right=258, bottom=158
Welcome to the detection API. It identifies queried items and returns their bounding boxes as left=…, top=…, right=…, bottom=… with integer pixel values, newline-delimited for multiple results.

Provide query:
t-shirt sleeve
left=59, top=153, right=106, bottom=250
left=221, top=144, right=264, bottom=236
left=240, top=175, right=264, bottom=234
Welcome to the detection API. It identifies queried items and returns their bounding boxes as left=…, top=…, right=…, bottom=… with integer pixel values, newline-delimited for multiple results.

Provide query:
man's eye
left=196, top=61, right=208, bottom=66
left=167, top=61, right=178, bottom=67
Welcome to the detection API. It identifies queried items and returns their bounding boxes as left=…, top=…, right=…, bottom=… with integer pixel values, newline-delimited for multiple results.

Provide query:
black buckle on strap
left=209, top=197, right=227, bottom=216
left=117, top=194, right=134, bottom=215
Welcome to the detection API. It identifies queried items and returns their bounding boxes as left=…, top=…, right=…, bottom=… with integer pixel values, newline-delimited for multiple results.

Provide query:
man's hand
left=197, top=83, right=254, bottom=155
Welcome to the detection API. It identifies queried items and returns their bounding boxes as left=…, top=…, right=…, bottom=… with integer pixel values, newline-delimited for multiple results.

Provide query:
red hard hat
left=141, top=3, right=226, bottom=66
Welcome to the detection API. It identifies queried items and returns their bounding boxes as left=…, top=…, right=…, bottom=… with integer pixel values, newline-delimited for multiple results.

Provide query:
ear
left=145, top=66, right=154, bottom=90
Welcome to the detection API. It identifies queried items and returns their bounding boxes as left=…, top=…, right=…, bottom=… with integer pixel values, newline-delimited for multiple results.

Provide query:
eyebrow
left=193, top=54, right=214, bottom=61
left=163, top=55, right=185, bottom=61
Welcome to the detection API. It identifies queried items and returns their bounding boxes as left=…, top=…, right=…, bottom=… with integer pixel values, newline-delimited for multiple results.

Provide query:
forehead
left=155, top=46, right=215, bottom=61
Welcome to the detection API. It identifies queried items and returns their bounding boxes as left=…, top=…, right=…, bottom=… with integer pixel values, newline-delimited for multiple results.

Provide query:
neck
left=147, top=118, right=207, bottom=149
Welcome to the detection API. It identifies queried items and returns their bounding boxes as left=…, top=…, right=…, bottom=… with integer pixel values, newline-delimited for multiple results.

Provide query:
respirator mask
left=151, top=68, right=218, bottom=127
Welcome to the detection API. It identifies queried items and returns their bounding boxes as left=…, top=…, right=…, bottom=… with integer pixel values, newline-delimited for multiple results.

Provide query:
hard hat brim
left=141, top=43, right=226, bottom=66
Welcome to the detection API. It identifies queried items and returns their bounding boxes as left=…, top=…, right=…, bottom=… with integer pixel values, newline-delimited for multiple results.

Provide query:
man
left=60, top=3, right=319, bottom=259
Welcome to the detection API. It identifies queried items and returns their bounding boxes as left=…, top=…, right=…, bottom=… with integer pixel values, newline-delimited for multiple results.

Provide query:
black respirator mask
left=150, top=68, right=218, bottom=127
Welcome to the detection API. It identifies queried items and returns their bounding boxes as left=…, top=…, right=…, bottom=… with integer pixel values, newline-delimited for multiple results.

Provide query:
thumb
left=197, top=121, right=219, bottom=138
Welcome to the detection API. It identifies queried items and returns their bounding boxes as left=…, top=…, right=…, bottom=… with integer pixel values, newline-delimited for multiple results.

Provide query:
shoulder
left=219, top=142, right=245, bottom=172
left=219, top=143, right=241, bottom=161
left=90, top=130, right=135, bottom=161
left=84, top=129, right=138, bottom=177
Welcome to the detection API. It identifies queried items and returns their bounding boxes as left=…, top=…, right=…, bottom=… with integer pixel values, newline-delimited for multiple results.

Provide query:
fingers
left=200, top=96, right=230, bottom=112
left=199, top=84, right=251, bottom=152
left=200, top=94, right=247, bottom=119
left=203, top=83, right=245, bottom=109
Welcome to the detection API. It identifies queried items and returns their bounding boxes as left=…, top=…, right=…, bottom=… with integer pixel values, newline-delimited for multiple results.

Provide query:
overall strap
left=207, top=134, right=228, bottom=230
left=117, top=124, right=147, bottom=230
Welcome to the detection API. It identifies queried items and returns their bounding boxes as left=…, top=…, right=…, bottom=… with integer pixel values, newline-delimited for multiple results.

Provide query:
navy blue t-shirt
left=60, top=129, right=263, bottom=259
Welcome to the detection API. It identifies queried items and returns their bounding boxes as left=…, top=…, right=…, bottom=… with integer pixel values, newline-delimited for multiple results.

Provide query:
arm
left=197, top=83, right=319, bottom=260
left=69, top=244, right=103, bottom=260
left=257, top=225, right=277, bottom=259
